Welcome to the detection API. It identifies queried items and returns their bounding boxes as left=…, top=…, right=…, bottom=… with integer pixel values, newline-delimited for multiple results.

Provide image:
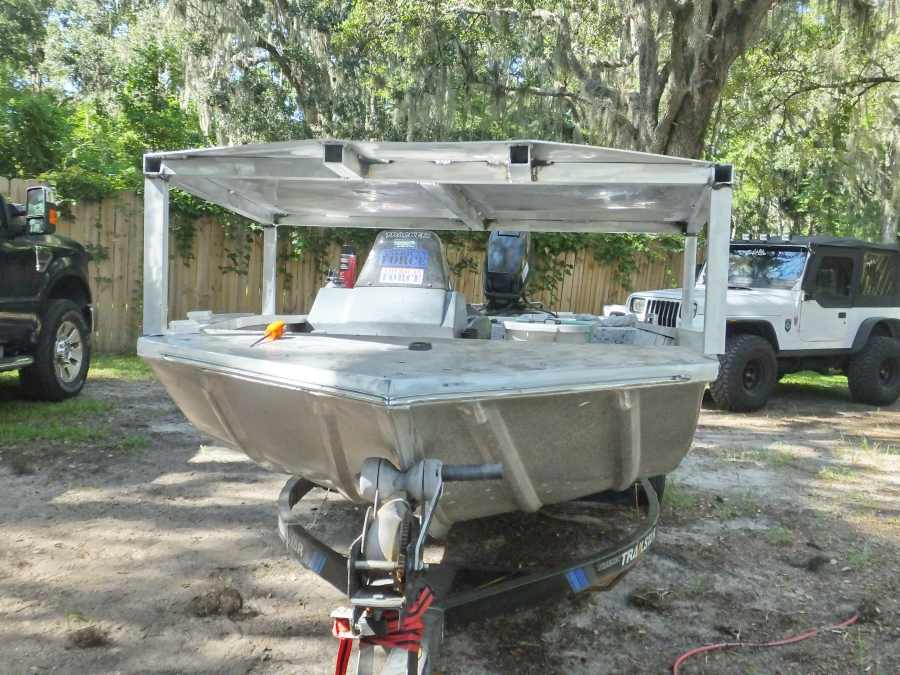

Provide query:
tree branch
left=775, top=75, right=900, bottom=111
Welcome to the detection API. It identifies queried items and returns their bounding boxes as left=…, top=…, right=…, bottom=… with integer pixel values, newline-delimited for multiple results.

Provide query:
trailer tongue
left=281, top=464, right=659, bottom=675
left=139, top=139, right=733, bottom=674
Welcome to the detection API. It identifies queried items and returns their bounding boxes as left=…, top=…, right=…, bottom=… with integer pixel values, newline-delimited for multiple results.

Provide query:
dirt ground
left=1, top=367, right=898, bottom=674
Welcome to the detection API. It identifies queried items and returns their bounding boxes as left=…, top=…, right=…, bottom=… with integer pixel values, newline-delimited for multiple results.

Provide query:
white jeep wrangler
left=621, top=237, right=900, bottom=411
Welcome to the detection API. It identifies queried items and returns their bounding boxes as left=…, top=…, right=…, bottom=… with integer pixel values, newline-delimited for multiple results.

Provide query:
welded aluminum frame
left=142, top=140, right=732, bottom=355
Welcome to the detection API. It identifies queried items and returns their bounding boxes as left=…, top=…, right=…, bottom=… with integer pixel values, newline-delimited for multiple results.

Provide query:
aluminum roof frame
left=142, top=139, right=733, bottom=355
left=143, top=139, right=727, bottom=233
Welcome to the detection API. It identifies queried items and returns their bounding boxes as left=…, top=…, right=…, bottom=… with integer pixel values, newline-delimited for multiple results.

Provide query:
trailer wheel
left=648, top=474, right=666, bottom=503
left=581, top=474, right=665, bottom=506
left=709, top=334, right=777, bottom=412
left=847, top=336, right=900, bottom=406
left=19, top=300, right=91, bottom=401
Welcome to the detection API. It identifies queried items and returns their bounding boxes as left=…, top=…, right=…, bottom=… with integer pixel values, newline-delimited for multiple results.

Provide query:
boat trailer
left=278, top=459, right=659, bottom=675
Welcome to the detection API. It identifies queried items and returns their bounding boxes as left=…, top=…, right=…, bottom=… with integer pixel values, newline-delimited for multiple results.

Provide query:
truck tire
left=709, top=334, right=777, bottom=412
left=19, top=299, right=91, bottom=401
left=847, top=336, right=900, bottom=406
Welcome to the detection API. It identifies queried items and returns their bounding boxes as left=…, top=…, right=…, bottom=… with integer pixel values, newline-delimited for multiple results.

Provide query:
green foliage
left=0, top=0, right=51, bottom=72
left=0, top=85, right=71, bottom=177
left=1, top=0, right=898, bottom=293
left=711, top=2, right=900, bottom=241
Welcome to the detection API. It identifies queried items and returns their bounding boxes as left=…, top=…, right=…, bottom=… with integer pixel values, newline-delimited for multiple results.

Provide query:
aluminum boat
left=137, top=140, right=733, bottom=528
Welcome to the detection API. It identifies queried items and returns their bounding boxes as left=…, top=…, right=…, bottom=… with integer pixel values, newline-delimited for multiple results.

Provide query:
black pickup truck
left=0, top=186, right=94, bottom=400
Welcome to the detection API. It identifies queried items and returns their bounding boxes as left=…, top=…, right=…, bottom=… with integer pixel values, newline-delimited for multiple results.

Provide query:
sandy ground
left=1, top=374, right=899, bottom=674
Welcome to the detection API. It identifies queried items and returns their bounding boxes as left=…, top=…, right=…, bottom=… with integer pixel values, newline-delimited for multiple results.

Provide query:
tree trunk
left=650, top=0, right=776, bottom=158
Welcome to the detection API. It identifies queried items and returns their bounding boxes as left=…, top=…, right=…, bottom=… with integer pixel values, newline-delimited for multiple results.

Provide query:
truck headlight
left=630, top=297, right=646, bottom=314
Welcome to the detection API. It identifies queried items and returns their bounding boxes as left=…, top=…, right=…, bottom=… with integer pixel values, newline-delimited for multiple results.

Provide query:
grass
left=0, top=354, right=152, bottom=384
left=846, top=544, right=873, bottom=569
left=763, top=526, right=793, bottom=546
left=818, top=465, right=855, bottom=481
left=0, top=398, right=113, bottom=445
left=779, top=370, right=849, bottom=392
left=855, top=436, right=900, bottom=456
left=712, top=490, right=761, bottom=519
left=0, top=354, right=153, bottom=474
left=115, top=432, right=150, bottom=452
left=685, top=574, right=715, bottom=595
left=89, top=354, right=153, bottom=381
left=721, top=447, right=797, bottom=468
left=661, top=480, right=700, bottom=512
left=662, top=481, right=763, bottom=521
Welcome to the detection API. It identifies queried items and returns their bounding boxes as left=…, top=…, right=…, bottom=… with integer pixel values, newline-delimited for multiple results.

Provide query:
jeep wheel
left=847, top=336, right=900, bottom=406
left=709, top=334, right=777, bottom=412
left=19, top=299, right=91, bottom=401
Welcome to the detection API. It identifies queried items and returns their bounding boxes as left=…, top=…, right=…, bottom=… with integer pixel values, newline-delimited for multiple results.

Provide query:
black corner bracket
left=143, top=155, right=163, bottom=176
left=323, top=143, right=344, bottom=164
left=509, top=144, right=531, bottom=165
left=713, top=163, right=733, bottom=187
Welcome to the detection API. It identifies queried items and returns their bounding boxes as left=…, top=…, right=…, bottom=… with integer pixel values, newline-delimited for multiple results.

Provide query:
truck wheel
left=19, top=300, right=91, bottom=401
left=847, top=336, right=900, bottom=406
left=709, top=334, right=777, bottom=412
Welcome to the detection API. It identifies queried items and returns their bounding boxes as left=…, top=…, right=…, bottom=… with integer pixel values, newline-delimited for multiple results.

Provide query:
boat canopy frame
left=142, top=139, right=733, bottom=355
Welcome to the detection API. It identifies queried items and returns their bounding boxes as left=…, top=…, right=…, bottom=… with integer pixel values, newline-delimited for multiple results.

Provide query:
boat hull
left=145, top=348, right=705, bottom=528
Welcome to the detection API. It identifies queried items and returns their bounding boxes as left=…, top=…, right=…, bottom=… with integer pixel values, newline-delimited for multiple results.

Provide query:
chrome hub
left=54, top=320, right=83, bottom=383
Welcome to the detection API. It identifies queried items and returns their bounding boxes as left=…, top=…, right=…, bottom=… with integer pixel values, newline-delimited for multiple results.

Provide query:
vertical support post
left=680, top=234, right=698, bottom=331
left=704, top=186, right=733, bottom=355
left=262, top=225, right=278, bottom=316
left=143, top=176, right=169, bottom=336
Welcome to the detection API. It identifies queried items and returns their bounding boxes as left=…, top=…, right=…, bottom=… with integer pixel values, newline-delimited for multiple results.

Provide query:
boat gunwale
left=143, top=349, right=711, bottom=407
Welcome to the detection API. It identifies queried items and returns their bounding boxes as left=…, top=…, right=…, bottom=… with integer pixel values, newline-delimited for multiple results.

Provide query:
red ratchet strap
left=671, top=609, right=860, bottom=674
left=333, top=587, right=434, bottom=675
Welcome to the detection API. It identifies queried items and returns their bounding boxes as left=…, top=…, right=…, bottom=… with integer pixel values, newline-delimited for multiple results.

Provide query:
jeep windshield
left=699, top=245, right=807, bottom=290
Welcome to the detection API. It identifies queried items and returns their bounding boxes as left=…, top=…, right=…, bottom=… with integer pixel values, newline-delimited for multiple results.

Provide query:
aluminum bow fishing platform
left=138, top=139, right=733, bottom=673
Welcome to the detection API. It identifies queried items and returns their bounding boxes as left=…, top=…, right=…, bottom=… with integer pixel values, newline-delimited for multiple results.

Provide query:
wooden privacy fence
left=2, top=179, right=686, bottom=353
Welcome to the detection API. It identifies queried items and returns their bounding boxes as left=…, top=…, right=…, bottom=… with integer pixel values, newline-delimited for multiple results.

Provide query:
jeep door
left=798, top=249, right=857, bottom=347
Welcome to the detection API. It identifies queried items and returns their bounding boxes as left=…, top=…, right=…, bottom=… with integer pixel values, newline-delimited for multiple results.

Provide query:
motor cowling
left=484, top=230, right=532, bottom=311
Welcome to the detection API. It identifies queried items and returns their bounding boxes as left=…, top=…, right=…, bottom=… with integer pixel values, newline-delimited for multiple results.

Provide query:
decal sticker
left=565, top=567, right=590, bottom=593
left=379, top=267, right=424, bottom=285
left=620, top=528, right=656, bottom=567
left=308, top=550, right=327, bottom=575
left=380, top=248, right=430, bottom=268
left=385, top=231, right=432, bottom=239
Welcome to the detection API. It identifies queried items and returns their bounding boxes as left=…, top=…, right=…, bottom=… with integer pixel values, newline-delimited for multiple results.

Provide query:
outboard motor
left=484, top=230, right=532, bottom=311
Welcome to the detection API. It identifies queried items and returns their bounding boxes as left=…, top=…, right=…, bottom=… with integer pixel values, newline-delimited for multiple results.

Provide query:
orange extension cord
left=671, top=610, right=861, bottom=674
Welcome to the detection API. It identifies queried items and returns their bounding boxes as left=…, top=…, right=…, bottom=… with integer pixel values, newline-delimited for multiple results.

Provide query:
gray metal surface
left=0, top=355, right=33, bottom=372
left=143, top=177, right=169, bottom=336
left=262, top=226, right=277, bottom=315
left=308, top=287, right=467, bottom=339
left=139, top=332, right=712, bottom=527
left=144, top=140, right=720, bottom=234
